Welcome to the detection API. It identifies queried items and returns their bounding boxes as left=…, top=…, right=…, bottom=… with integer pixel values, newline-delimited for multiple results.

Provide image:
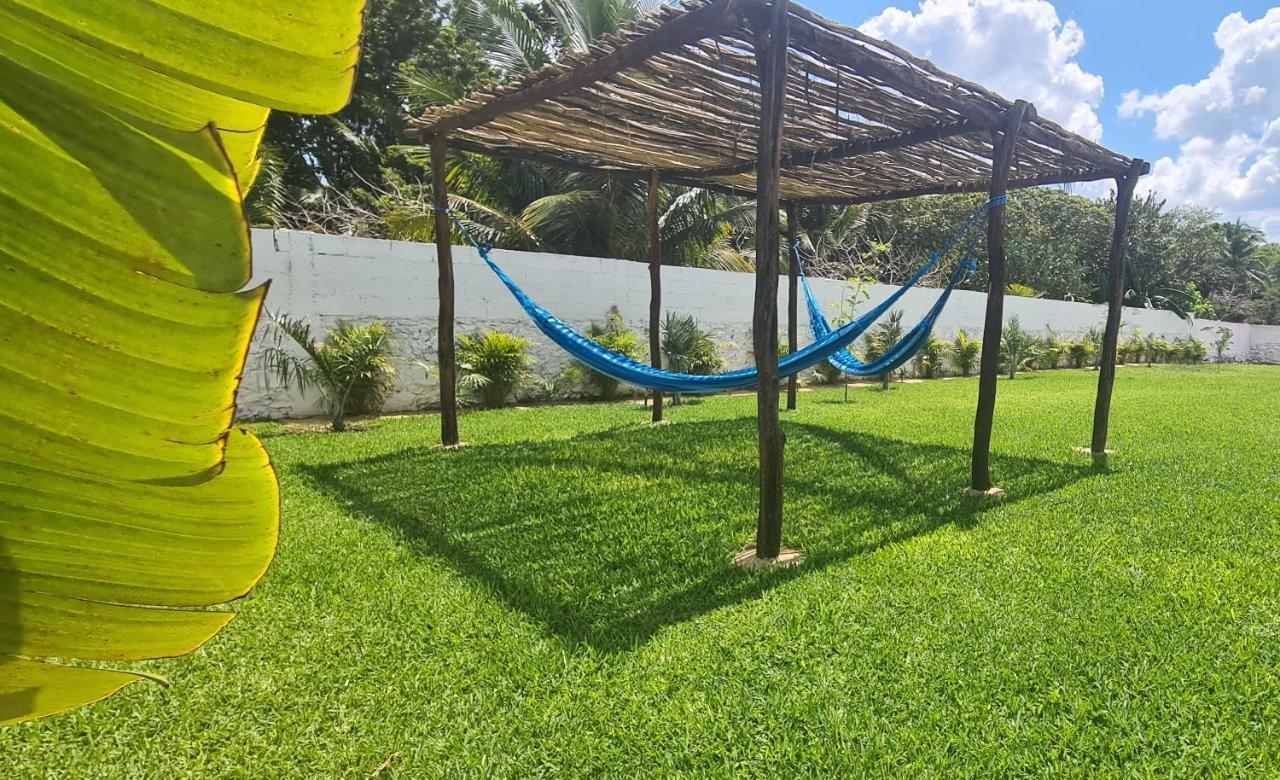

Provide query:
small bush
left=458, top=330, right=534, bottom=409
left=862, top=310, right=905, bottom=390
left=1067, top=339, right=1096, bottom=368
left=1181, top=337, right=1207, bottom=363
left=1203, top=326, right=1234, bottom=362
left=1000, top=315, right=1032, bottom=379
left=912, top=335, right=948, bottom=379
left=661, top=312, right=723, bottom=403
left=1038, top=326, right=1066, bottom=370
left=952, top=330, right=981, bottom=377
left=813, top=358, right=844, bottom=385
left=1084, top=325, right=1105, bottom=367
left=661, top=313, right=723, bottom=376
left=570, top=308, right=643, bottom=400
left=260, top=314, right=397, bottom=432
left=1143, top=333, right=1170, bottom=365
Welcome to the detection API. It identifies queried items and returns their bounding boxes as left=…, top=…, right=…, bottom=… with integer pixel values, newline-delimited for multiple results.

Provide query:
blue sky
left=800, top=1, right=1280, bottom=237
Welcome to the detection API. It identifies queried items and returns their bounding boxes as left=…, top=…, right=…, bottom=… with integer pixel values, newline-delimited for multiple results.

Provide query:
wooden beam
left=410, top=0, right=740, bottom=137
left=785, top=202, right=800, bottom=411
left=648, top=171, right=665, bottom=423
left=752, top=0, right=790, bottom=561
left=431, top=134, right=460, bottom=446
left=688, top=118, right=980, bottom=179
left=1090, top=159, right=1146, bottom=454
left=444, top=137, right=762, bottom=200
left=794, top=166, right=1120, bottom=207
left=969, top=100, right=1031, bottom=493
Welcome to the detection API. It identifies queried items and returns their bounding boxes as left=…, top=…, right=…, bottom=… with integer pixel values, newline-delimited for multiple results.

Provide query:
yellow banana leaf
left=0, top=0, right=364, bottom=723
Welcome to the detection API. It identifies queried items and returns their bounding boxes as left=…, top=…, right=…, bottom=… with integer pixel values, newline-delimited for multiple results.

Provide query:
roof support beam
left=685, top=118, right=981, bottom=179
left=793, top=166, right=1118, bottom=206
left=410, top=0, right=741, bottom=137
left=750, top=0, right=790, bottom=565
left=444, top=137, right=762, bottom=200
left=647, top=171, right=664, bottom=423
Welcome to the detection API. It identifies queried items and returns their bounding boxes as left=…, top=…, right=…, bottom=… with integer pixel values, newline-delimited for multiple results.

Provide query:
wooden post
left=968, top=101, right=1030, bottom=493
left=1090, top=159, right=1145, bottom=454
left=785, top=202, right=800, bottom=411
left=431, top=134, right=460, bottom=446
left=752, top=0, right=790, bottom=560
left=647, top=171, right=664, bottom=423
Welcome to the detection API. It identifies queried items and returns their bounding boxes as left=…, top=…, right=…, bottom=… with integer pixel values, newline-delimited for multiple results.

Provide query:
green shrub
left=260, top=314, right=397, bottom=431
left=458, top=330, right=534, bottom=409
left=912, top=335, right=948, bottom=379
left=1182, top=337, right=1208, bottom=363
left=574, top=308, right=643, bottom=400
left=1084, top=325, right=1105, bottom=367
left=661, top=312, right=723, bottom=402
left=1038, top=326, right=1066, bottom=370
left=952, top=330, right=981, bottom=377
left=661, top=313, right=723, bottom=376
left=862, top=309, right=905, bottom=390
left=1143, top=333, right=1170, bottom=365
left=1067, top=339, right=1096, bottom=368
left=813, top=357, right=844, bottom=384
left=1203, top=326, right=1234, bottom=362
left=1121, top=327, right=1144, bottom=365
left=1166, top=337, right=1207, bottom=364
left=1000, top=315, right=1032, bottom=379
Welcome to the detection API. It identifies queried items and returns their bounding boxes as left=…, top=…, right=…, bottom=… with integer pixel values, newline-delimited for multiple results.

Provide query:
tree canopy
left=252, top=0, right=1280, bottom=326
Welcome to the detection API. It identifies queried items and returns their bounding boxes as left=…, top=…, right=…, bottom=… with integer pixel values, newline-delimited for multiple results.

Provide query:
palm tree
left=392, top=0, right=754, bottom=267
left=862, top=309, right=905, bottom=390
left=259, top=314, right=397, bottom=431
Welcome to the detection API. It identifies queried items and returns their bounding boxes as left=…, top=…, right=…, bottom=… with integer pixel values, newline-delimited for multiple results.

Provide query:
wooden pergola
left=409, top=0, right=1146, bottom=563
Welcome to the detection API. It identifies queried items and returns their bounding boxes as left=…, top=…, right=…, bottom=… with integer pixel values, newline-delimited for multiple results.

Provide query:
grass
left=4, top=365, right=1279, bottom=777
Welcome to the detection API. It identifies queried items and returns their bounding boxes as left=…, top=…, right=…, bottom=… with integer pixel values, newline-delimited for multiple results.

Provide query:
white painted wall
left=239, top=229, right=1278, bottom=420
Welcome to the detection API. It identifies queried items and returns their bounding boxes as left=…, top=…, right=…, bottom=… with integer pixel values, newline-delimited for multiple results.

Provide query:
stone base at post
left=963, top=486, right=1006, bottom=499
left=733, top=545, right=804, bottom=570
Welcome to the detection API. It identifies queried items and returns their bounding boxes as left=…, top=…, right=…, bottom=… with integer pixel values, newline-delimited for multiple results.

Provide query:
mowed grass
left=4, top=366, right=1279, bottom=777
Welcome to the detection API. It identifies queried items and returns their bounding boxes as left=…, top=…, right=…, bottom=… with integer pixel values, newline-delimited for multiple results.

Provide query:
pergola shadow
left=304, top=419, right=1092, bottom=652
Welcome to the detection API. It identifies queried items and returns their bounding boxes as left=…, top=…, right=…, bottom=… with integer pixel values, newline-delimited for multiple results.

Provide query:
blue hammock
left=798, top=198, right=998, bottom=377
left=446, top=198, right=997, bottom=394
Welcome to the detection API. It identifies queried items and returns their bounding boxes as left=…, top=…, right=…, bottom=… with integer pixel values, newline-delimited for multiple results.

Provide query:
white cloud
left=1119, top=9, right=1280, bottom=238
left=860, top=0, right=1105, bottom=140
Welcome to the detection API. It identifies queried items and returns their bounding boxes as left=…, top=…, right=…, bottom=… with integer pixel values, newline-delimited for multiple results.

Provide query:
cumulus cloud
left=1120, top=9, right=1280, bottom=238
left=860, top=0, right=1105, bottom=140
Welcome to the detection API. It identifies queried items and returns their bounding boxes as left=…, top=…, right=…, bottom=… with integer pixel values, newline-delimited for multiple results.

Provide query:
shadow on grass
left=304, top=419, right=1092, bottom=651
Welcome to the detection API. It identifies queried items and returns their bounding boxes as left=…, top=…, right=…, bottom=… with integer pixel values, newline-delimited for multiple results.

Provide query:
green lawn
left=4, top=366, right=1279, bottom=776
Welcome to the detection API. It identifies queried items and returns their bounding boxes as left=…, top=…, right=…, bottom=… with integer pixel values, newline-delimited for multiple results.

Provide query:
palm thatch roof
left=409, top=0, right=1146, bottom=204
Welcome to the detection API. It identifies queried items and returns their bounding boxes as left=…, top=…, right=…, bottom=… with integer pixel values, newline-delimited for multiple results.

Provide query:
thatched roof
left=409, top=0, right=1146, bottom=204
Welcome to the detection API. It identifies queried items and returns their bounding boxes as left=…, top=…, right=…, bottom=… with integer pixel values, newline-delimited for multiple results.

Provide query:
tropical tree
left=0, top=0, right=364, bottom=724
left=265, top=0, right=492, bottom=195
left=387, top=0, right=756, bottom=267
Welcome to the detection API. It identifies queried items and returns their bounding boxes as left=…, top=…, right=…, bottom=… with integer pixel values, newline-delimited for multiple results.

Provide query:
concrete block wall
left=238, top=229, right=1275, bottom=420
